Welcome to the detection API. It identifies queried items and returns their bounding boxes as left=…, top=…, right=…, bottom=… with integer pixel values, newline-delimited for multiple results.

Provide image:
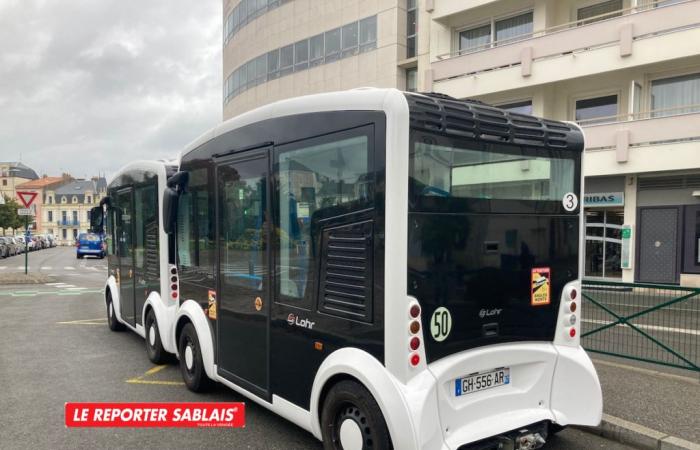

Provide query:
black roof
left=1, top=162, right=38, bottom=180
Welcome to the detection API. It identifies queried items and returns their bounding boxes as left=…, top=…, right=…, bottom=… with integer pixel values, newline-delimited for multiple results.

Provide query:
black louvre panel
left=318, top=220, right=373, bottom=322
left=405, top=92, right=583, bottom=150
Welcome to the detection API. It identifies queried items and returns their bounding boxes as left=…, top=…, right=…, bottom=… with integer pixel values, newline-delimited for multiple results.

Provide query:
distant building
left=15, top=176, right=68, bottom=234
left=0, top=162, right=39, bottom=200
left=44, top=177, right=107, bottom=244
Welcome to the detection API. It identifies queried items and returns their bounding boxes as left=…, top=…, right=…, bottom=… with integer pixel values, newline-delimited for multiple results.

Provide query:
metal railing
left=581, top=280, right=700, bottom=372
left=436, top=0, right=691, bottom=60
left=577, top=103, right=700, bottom=126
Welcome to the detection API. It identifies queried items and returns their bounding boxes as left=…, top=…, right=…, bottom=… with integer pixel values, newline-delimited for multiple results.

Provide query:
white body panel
left=104, top=160, right=178, bottom=353
left=171, top=89, right=602, bottom=449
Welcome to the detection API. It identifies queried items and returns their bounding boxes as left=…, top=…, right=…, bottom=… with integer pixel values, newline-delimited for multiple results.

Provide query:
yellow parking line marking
left=125, top=379, right=185, bottom=386
left=125, top=364, right=184, bottom=386
left=57, top=318, right=107, bottom=325
left=145, top=364, right=168, bottom=376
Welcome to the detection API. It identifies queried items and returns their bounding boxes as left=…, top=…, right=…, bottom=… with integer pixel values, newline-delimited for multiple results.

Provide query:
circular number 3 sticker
left=430, top=307, right=452, bottom=342
left=562, top=192, right=578, bottom=212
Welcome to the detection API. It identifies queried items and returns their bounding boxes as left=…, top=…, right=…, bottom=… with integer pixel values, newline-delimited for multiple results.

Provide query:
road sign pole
left=24, top=215, right=29, bottom=275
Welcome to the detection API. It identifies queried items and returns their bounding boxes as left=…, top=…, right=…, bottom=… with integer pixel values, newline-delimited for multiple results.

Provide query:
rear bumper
left=399, top=342, right=601, bottom=450
left=77, top=248, right=103, bottom=255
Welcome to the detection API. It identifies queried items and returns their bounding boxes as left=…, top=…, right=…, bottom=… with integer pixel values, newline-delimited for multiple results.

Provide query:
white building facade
left=223, top=0, right=700, bottom=285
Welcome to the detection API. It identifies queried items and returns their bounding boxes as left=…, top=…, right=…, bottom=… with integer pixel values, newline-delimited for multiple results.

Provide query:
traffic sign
left=16, top=191, right=38, bottom=208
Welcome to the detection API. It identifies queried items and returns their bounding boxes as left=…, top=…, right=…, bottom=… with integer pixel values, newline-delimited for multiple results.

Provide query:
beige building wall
left=222, top=0, right=407, bottom=119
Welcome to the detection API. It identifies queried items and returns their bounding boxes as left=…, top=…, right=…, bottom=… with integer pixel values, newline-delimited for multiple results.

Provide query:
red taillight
left=409, top=337, right=420, bottom=351
left=569, top=327, right=576, bottom=338
left=171, top=284, right=178, bottom=291
left=410, top=353, right=420, bottom=366
left=569, top=302, right=577, bottom=313
left=409, top=320, right=420, bottom=334
left=171, top=292, right=178, bottom=299
left=409, top=304, right=421, bottom=318
left=570, top=289, right=577, bottom=300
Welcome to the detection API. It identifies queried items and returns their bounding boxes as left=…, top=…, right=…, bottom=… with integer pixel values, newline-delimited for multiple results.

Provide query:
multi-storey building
left=44, top=178, right=107, bottom=245
left=223, top=0, right=700, bottom=285
left=14, top=176, right=67, bottom=234
left=0, top=162, right=39, bottom=201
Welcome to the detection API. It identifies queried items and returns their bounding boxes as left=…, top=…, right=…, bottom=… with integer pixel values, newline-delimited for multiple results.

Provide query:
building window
left=61, top=196, right=67, bottom=204
left=48, top=196, right=52, bottom=204
left=324, top=27, right=341, bottom=62
left=577, top=0, right=623, bottom=25
left=72, top=211, right=78, bottom=224
left=585, top=209, right=624, bottom=279
left=459, top=11, right=533, bottom=53
left=48, top=211, right=53, bottom=222
left=575, top=94, right=618, bottom=124
left=223, top=0, right=287, bottom=44
left=224, top=16, right=378, bottom=104
left=87, top=196, right=92, bottom=203
left=72, top=196, right=78, bottom=204
left=62, top=229, right=67, bottom=239
left=498, top=99, right=533, bottom=115
left=73, top=229, right=78, bottom=240
left=406, top=68, right=418, bottom=92
left=407, top=0, right=417, bottom=58
left=651, top=73, right=700, bottom=118
left=2, top=179, right=6, bottom=186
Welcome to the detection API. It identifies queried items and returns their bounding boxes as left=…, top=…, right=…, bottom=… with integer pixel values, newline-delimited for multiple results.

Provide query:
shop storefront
left=584, top=187, right=625, bottom=280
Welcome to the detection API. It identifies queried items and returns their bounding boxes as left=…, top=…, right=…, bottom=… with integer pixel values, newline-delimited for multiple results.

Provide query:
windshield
left=408, top=131, right=582, bottom=362
left=409, top=132, right=579, bottom=214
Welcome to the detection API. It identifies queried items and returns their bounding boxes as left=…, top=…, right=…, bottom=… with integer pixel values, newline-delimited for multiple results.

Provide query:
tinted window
left=275, top=129, right=373, bottom=306
left=341, top=22, right=359, bottom=57
left=177, top=168, right=215, bottom=282
left=324, top=28, right=341, bottom=62
left=575, top=95, right=617, bottom=124
left=294, top=39, right=309, bottom=70
left=310, top=34, right=324, bottom=66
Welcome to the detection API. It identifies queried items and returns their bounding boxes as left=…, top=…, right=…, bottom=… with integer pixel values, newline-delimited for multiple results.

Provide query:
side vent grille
left=319, top=220, right=373, bottom=322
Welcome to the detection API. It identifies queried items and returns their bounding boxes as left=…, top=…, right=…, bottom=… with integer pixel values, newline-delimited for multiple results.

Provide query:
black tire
left=321, top=380, right=392, bottom=450
left=549, top=423, right=566, bottom=435
left=145, top=309, right=168, bottom=364
left=106, top=292, right=125, bottom=332
left=178, top=322, right=211, bottom=392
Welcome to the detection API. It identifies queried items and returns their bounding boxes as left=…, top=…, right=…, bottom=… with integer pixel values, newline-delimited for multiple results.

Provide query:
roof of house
left=16, top=176, right=66, bottom=190
left=0, top=162, right=39, bottom=180
left=55, top=178, right=107, bottom=202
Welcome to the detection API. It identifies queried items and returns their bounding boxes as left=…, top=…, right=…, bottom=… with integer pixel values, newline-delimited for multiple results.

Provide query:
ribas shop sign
left=583, top=192, right=624, bottom=207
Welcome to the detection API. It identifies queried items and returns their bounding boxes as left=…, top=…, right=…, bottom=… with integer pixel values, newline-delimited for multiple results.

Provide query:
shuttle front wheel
left=106, top=292, right=124, bottom=332
left=321, top=380, right=391, bottom=450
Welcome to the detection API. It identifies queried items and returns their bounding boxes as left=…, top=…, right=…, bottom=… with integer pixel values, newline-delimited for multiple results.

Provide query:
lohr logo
left=286, top=313, right=315, bottom=330
left=479, top=308, right=502, bottom=319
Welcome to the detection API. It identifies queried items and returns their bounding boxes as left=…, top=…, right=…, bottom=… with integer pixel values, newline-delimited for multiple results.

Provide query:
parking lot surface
left=0, top=247, right=639, bottom=449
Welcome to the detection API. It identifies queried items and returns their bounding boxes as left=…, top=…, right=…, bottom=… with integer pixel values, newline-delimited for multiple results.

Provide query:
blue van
left=76, top=232, right=105, bottom=259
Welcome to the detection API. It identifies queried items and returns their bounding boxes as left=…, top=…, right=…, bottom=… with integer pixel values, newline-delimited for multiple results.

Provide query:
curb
left=577, top=414, right=700, bottom=450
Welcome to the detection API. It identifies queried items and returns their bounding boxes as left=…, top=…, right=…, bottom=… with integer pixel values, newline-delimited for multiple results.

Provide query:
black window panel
left=294, top=39, right=309, bottom=71
left=575, top=95, right=617, bottom=124
left=324, top=28, right=341, bottom=62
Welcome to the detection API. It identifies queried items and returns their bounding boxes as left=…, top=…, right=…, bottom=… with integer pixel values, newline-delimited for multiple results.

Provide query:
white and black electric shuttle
left=101, top=89, right=603, bottom=450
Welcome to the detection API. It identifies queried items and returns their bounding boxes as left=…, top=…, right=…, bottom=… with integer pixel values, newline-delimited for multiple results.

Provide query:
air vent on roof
left=639, top=175, right=700, bottom=190
left=404, top=93, right=584, bottom=151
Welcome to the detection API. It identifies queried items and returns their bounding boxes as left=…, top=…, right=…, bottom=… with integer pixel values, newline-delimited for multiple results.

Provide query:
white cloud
left=0, top=0, right=222, bottom=179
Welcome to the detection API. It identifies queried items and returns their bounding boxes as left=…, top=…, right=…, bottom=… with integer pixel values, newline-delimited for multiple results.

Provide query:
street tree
left=0, top=196, right=24, bottom=234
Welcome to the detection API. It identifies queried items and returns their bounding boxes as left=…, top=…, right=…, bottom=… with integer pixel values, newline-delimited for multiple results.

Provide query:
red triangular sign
left=16, top=191, right=38, bottom=208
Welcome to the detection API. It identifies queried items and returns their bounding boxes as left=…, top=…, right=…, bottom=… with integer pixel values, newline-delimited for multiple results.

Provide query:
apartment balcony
left=431, top=0, right=700, bottom=98
left=581, top=106, right=700, bottom=177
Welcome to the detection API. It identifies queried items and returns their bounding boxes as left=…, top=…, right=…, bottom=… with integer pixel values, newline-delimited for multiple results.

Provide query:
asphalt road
left=0, top=247, right=638, bottom=450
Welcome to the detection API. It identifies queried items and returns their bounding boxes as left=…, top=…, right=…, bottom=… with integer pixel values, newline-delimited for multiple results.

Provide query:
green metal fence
left=581, top=280, right=700, bottom=372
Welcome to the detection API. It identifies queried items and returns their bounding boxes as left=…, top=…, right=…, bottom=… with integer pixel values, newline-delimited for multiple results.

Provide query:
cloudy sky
left=0, top=0, right=221, bottom=179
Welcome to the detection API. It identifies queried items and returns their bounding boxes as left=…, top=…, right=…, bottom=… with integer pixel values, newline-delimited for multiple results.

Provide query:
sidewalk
left=588, top=356, right=700, bottom=447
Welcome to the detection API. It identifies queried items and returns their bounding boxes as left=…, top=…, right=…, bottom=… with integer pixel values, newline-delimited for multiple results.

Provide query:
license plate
left=455, top=367, right=510, bottom=396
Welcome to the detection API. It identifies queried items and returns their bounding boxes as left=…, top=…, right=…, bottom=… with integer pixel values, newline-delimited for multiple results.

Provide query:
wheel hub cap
left=339, top=418, right=363, bottom=450
left=148, top=325, right=156, bottom=346
left=184, top=344, right=194, bottom=370
left=108, top=303, right=113, bottom=318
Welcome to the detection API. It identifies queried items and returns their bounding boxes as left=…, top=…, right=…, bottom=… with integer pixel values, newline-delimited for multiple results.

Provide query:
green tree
left=0, top=196, right=25, bottom=234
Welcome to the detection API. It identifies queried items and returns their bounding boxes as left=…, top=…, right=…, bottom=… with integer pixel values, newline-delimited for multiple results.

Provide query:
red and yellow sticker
left=531, top=267, right=551, bottom=306
left=207, top=290, right=217, bottom=320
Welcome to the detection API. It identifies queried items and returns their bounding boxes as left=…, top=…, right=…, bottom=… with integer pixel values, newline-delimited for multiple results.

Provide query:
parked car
left=0, top=238, right=7, bottom=258
left=37, top=235, right=48, bottom=249
left=76, top=232, right=105, bottom=259
left=0, top=237, right=18, bottom=257
left=7, top=237, right=20, bottom=256
left=46, top=234, right=56, bottom=247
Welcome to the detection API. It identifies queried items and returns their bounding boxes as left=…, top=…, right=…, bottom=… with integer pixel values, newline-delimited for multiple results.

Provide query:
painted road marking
left=16, top=266, right=29, bottom=270
left=0, top=266, right=6, bottom=270
left=126, top=365, right=185, bottom=386
left=41, top=266, right=52, bottom=270
left=57, top=317, right=107, bottom=325
left=582, top=318, right=700, bottom=336
left=0, top=289, right=103, bottom=297
left=45, top=282, right=62, bottom=286
left=64, top=266, right=75, bottom=270
left=66, top=287, right=88, bottom=290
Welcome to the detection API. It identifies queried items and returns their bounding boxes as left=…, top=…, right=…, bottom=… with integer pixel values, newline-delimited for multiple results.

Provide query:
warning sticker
left=531, top=267, right=551, bottom=306
left=208, top=290, right=217, bottom=320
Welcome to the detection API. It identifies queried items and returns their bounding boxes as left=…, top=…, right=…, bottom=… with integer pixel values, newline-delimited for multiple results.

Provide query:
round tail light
left=569, top=327, right=576, bottom=338
left=570, top=289, right=577, bottom=300
left=409, top=337, right=420, bottom=351
left=410, top=353, right=420, bottom=366
left=409, top=304, right=421, bottom=318
left=569, top=302, right=577, bottom=313
left=409, top=320, right=420, bottom=334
